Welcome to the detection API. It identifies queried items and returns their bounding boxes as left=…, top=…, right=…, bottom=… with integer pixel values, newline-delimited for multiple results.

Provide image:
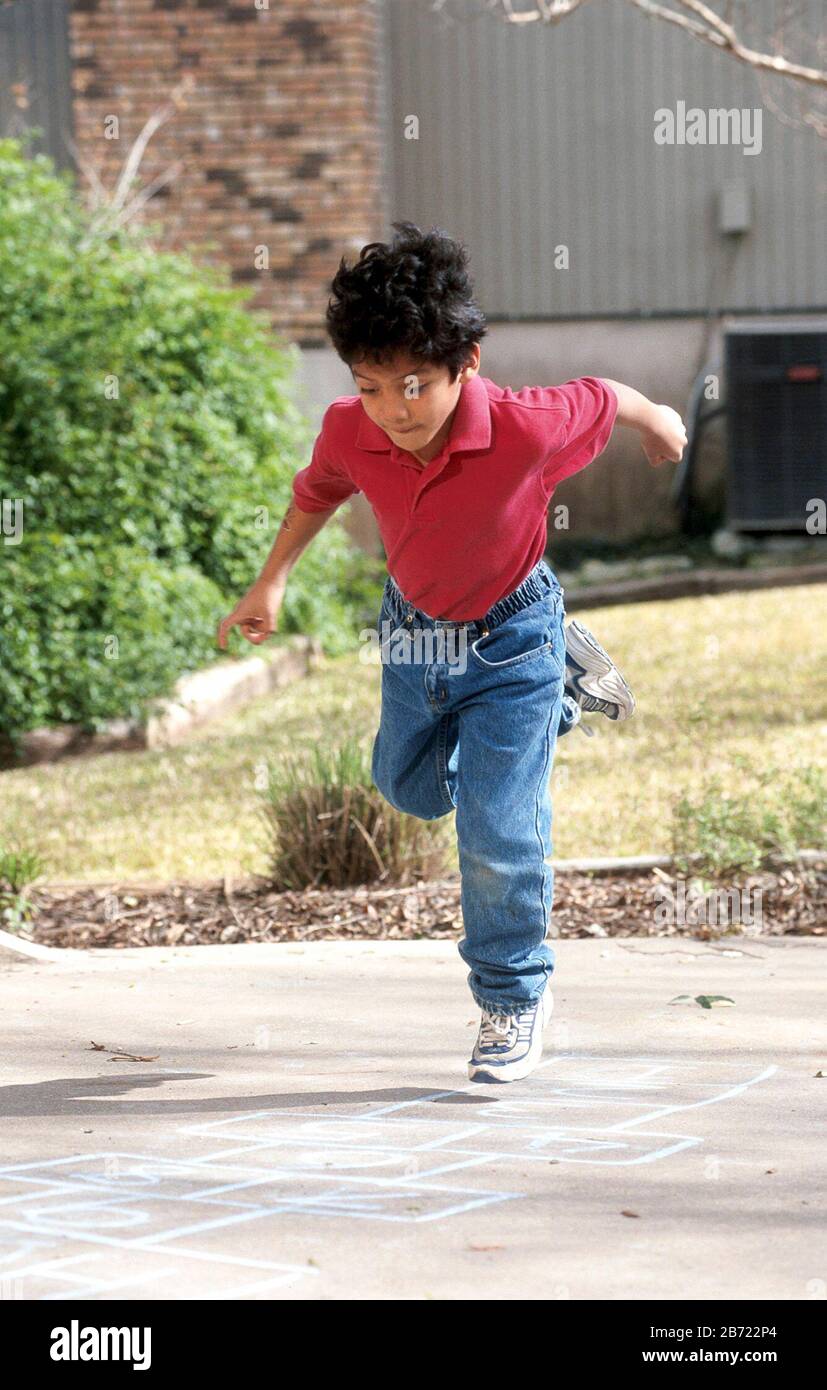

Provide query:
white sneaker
left=564, top=618, right=636, bottom=721
left=467, top=988, right=554, bottom=1083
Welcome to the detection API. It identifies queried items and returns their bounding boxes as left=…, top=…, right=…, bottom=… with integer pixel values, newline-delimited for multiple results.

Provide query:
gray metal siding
left=384, top=0, right=826, bottom=317
left=0, top=0, right=75, bottom=171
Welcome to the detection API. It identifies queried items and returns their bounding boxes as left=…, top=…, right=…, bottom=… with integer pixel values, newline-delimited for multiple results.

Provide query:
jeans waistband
left=384, top=559, right=564, bottom=633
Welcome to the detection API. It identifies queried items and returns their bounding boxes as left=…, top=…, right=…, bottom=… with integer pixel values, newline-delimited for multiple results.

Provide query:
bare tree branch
left=627, top=0, right=826, bottom=87
left=74, top=74, right=195, bottom=250
left=60, top=130, right=108, bottom=212
left=431, top=0, right=592, bottom=20
left=439, top=0, right=827, bottom=89
left=106, top=161, right=184, bottom=234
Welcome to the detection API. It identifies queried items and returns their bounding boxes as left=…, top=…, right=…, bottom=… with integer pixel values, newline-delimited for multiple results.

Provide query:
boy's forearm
left=600, top=378, right=661, bottom=434
left=600, top=377, right=688, bottom=465
left=256, top=499, right=337, bottom=587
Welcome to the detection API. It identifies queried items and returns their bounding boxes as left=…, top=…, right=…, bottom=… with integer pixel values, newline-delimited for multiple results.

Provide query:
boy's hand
left=217, top=579, right=285, bottom=650
left=639, top=403, right=688, bottom=467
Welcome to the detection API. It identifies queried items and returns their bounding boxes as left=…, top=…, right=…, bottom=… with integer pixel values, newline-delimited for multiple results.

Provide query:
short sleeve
left=540, top=377, right=618, bottom=498
left=291, top=414, right=359, bottom=513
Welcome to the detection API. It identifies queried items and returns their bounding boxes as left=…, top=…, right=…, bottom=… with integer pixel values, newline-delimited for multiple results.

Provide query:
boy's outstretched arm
left=599, top=378, right=687, bottom=468
left=216, top=500, right=337, bottom=649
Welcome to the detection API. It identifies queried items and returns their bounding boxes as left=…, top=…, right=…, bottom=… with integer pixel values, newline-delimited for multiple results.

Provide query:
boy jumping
left=218, top=223, right=687, bottom=1084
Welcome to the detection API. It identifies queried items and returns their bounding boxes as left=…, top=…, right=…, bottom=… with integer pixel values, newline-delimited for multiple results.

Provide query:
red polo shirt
left=291, top=374, right=618, bottom=620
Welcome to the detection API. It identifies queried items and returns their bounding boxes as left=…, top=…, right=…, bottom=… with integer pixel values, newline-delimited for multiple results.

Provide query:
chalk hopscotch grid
left=0, top=1053, right=778, bottom=1299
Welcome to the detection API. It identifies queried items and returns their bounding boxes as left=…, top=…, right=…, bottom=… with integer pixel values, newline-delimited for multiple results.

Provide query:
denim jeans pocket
left=469, top=602, right=560, bottom=670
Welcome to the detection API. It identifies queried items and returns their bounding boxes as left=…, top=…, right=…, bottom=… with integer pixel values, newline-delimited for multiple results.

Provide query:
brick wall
left=68, top=0, right=386, bottom=346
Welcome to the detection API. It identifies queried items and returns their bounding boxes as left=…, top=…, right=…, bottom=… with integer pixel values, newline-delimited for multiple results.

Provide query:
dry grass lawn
left=2, top=583, right=824, bottom=885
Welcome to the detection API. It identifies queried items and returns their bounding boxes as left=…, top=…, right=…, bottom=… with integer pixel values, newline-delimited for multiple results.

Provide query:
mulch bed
left=12, top=863, right=826, bottom=949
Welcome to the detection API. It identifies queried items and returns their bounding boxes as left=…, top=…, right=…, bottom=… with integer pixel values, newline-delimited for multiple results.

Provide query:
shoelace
left=573, top=689, right=607, bottom=713
left=564, top=675, right=602, bottom=735
left=479, top=1004, right=537, bottom=1049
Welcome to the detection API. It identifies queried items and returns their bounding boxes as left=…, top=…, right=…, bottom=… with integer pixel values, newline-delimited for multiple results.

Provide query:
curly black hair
left=325, top=221, right=488, bottom=382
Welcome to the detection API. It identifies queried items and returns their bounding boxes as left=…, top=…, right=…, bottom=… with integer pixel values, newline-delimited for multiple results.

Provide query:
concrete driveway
left=1, top=934, right=823, bottom=1301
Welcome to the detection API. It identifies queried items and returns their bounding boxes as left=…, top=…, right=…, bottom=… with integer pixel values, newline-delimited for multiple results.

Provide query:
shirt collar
left=355, top=373, right=492, bottom=459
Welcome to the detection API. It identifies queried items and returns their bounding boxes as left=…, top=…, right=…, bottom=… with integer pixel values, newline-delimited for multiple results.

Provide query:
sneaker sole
left=565, top=622, right=636, bottom=721
left=467, top=989, right=554, bottom=1084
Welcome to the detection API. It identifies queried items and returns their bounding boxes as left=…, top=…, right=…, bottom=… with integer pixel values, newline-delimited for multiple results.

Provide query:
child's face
left=351, top=349, right=479, bottom=453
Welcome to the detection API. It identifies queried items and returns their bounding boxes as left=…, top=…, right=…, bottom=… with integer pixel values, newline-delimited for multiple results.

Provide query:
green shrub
left=671, top=757, right=827, bottom=875
left=258, top=736, right=453, bottom=890
left=0, top=136, right=366, bottom=742
left=0, top=532, right=227, bottom=749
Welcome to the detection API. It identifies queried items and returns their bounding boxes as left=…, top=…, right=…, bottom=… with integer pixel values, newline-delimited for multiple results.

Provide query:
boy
left=217, top=223, right=687, bottom=1084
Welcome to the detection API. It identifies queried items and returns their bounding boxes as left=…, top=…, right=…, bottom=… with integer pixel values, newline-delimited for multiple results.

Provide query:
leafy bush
left=671, top=757, right=827, bottom=875
left=0, top=136, right=366, bottom=744
left=258, top=736, right=453, bottom=890
left=0, top=532, right=227, bottom=748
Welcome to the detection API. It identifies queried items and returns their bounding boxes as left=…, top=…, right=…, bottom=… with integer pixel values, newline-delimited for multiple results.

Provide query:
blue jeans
left=371, top=558, right=577, bottom=1016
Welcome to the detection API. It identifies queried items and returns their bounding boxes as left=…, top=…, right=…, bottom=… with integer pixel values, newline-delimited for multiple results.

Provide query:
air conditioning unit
left=724, top=317, right=827, bottom=531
